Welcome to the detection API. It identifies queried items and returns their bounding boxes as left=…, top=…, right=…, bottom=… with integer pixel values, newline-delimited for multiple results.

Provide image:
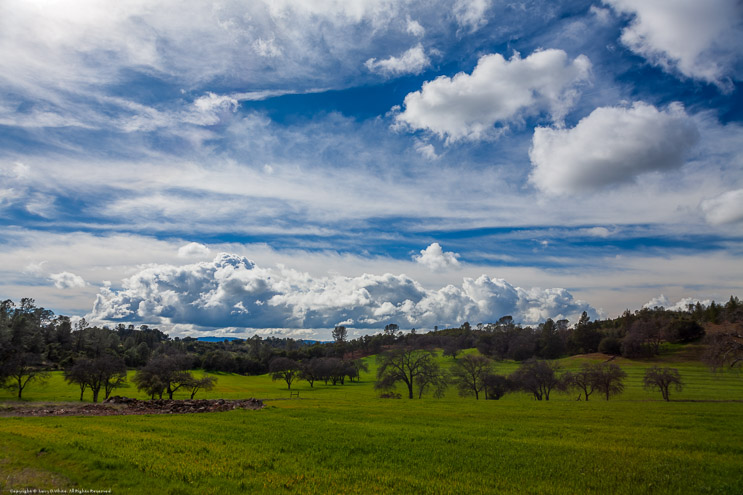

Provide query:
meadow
left=1, top=348, right=742, bottom=494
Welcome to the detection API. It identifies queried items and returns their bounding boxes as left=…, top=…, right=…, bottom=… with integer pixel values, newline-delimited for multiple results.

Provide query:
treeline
left=1, top=295, right=741, bottom=399
left=341, top=296, right=742, bottom=363
left=373, top=348, right=686, bottom=402
left=0, top=298, right=337, bottom=398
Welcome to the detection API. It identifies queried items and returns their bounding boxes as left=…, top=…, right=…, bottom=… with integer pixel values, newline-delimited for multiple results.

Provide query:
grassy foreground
left=1, top=351, right=742, bottom=494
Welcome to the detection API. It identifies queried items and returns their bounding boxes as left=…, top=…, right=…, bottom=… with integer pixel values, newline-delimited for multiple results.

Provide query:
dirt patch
left=0, top=397, right=264, bottom=417
left=0, top=459, right=72, bottom=491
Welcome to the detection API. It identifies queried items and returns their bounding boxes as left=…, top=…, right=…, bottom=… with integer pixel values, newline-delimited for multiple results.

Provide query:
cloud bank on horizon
left=90, top=252, right=596, bottom=335
left=1, top=0, right=742, bottom=338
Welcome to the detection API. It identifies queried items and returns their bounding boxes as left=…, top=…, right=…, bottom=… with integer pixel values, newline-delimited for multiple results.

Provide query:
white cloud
left=394, top=49, right=591, bottom=142
left=700, top=189, right=743, bottom=225
left=406, top=17, right=425, bottom=37
left=193, top=93, right=238, bottom=114
left=89, top=252, right=597, bottom=331
left=529, top=102, right=699, bottom=195
left=365, top=43, right=430, bottom=77
left=414, top=243, right=460, bottom=271
left=643, top=294, right=711, bottom=311
left=414, top=140, right=439, bottom=160
left=2, top=230, right=741, bottom=336
left=253, top=37, right=283, bottom=58
left=589, top=5, right=612, bottom=24
left=604, top=0, right=743, bottom=90
left=50, top=271, right=86, bottom=289
left=177, top=242, right=211, bottom=258
left=582, top=227, right=612, bottom=238
left=453, top=0, right=492, bottom=32
left=23, top=261, right=47, bottom=276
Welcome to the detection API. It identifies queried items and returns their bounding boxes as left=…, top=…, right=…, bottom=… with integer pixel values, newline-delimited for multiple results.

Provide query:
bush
left=620, top=333, right=653, bottom=358
left=598, top=336, right=621, bottom=356
left=663, top=320, right=705, bottom=343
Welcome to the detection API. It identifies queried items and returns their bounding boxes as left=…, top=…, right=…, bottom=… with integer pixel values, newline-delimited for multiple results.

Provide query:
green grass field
left=1, top=348, right=742, bottom=494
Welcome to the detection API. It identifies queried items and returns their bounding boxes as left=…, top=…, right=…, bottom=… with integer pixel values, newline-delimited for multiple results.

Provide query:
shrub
left=598, top=336, right=621, bottom=355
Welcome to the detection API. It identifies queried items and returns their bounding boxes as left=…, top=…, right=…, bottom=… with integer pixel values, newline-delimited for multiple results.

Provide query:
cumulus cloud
left=177, top=242, right=211, bottom=258
left=90, top=252, right=597, bottom=331
left=643, top=294, right=711, bottom=311
left=414, top=243, right=460, bottom=271
left=604, top=0, right=743, bottom=90
left=700, top=189, right=743, bottom=225
left=365, top=44, right=430, bottom=77
left=529, top=102, right=699, bottom=195
left=50, top=272, right=86, bottom=289
left=394, top=49, right=591, bottom=142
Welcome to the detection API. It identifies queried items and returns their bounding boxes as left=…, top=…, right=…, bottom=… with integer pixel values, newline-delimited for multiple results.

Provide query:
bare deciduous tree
left=269, top=357, right=300, bottom=390
left=703, top=328, right=743, bottom=371
left=592, top=363, right=626, bottom=401
left=134, top=354, right=193, bottom=399
left=187, top=375, right=217, bottom=399
left=375, top=347, right=439, bottom=399
left=509, top=359, right=564, bottom=401
left=451, top=354, right=493, bottom=400
left=415, top=360, right=448, bottom=399
left=2, top=352, right=50, bottom=400
left=643, top=366, right=683, bottom=401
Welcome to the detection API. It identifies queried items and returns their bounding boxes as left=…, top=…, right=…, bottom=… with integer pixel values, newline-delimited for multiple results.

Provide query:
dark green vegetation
left=1, top=296, right=743, bottom=493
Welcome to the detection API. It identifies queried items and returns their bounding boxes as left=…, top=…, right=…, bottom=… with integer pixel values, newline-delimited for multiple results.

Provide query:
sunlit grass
left=1, top=348, right=742, bottom=493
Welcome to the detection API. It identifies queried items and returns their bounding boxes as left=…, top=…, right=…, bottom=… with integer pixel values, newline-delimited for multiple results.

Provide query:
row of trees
left=269, top=357, right=368, bottom=389
left=1, top=295, right=740, bottom=400
left=63, top=353, right=218, bottom=402
left=373, top=347, right=685, bottom=402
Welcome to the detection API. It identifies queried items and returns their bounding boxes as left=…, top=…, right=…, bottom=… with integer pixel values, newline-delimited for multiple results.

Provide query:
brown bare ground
left=0, top=397, right=264, bottom=417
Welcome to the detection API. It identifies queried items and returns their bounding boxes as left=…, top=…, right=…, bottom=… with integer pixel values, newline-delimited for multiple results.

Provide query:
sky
left=1, top=0, right=742, bottom=340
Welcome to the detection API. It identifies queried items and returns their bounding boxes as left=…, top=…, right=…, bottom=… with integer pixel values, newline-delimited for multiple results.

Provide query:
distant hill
left=195, top=336, right=332, bottom=344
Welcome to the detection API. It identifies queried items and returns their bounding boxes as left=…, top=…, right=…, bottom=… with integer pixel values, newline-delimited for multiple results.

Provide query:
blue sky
left=1, top=0, right=742, bottom=339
